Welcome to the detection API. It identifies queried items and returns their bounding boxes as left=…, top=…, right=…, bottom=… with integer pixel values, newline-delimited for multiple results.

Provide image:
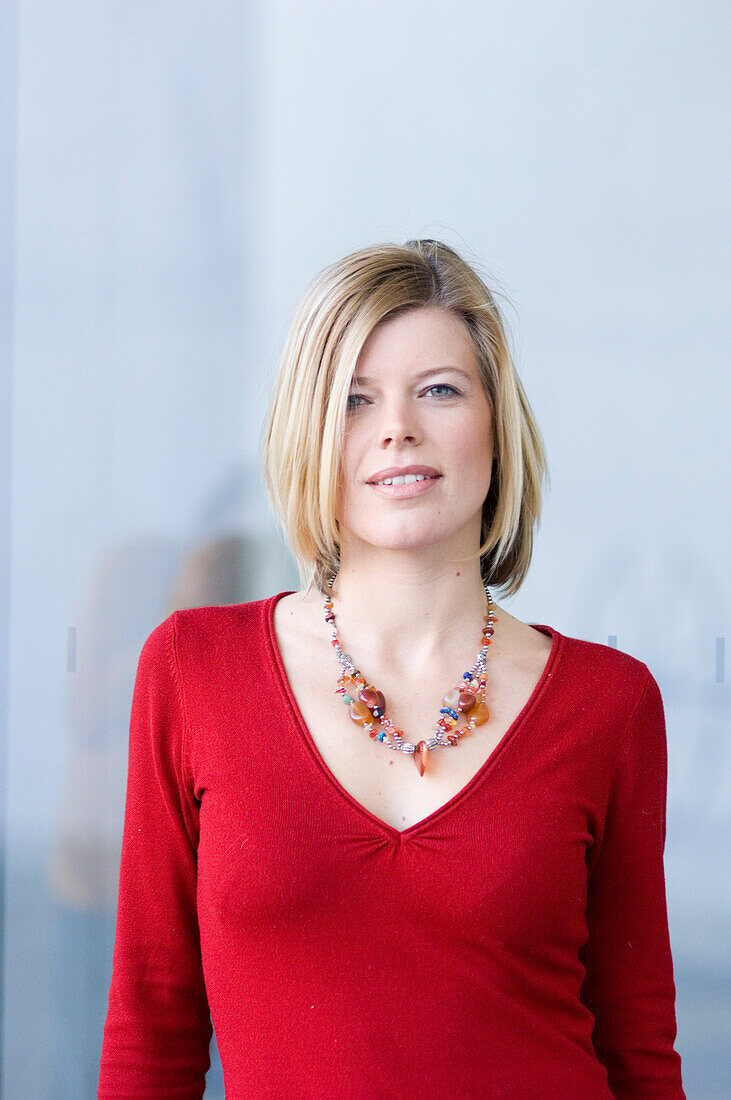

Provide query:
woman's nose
left=377, top=399, right=421, bottom=447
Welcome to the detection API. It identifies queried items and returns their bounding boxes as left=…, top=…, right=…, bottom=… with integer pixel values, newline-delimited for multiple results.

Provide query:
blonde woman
left=98, top=240, right=684, bottom=1098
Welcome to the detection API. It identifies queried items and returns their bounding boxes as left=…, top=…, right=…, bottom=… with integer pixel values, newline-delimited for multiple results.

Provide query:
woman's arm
left=579, top=671, right=685, bottom=1099
left=98, top=613, right=212, bottom=1098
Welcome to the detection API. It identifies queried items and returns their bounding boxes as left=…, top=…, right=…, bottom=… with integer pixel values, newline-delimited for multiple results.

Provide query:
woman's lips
left=367, top=475, right=441, bottom=499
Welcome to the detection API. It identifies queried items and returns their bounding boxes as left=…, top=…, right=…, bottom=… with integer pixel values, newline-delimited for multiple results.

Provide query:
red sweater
left=98, top=593, right=684, bottom=1099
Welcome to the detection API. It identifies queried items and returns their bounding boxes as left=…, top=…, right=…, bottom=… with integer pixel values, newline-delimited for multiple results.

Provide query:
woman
left=98, top=240, right=685, bottom=1098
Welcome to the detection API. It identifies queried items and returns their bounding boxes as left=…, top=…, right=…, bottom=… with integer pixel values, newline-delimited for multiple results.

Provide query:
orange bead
left=470, top=702, right=490, bottom=726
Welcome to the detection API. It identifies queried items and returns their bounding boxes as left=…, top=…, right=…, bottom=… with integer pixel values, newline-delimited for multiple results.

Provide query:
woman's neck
left=320, top=552, right=493, bottom=674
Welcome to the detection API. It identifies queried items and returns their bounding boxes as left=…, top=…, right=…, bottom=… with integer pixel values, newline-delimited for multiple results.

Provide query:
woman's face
left=335, top=306, right=494, bottom=564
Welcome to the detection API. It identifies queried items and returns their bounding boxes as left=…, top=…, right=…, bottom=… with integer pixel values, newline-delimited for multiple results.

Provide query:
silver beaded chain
left=325, top=574, right=495, bottom=756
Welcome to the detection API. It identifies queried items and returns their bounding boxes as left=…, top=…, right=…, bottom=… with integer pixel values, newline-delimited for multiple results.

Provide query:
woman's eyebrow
left=351, top=366, right=472, bottom=386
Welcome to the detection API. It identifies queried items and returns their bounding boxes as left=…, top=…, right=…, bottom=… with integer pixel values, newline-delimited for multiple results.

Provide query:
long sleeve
left=579, top=671, right=684, bottom=1098
left=98, top=613, right=212, bottom=1098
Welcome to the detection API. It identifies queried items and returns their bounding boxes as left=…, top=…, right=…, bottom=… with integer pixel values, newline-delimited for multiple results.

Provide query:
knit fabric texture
left=98, top=593, right=684, bottom=1099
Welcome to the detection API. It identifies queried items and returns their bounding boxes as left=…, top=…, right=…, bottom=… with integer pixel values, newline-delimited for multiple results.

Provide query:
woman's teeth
left=377, top=474, right=431, bottom=486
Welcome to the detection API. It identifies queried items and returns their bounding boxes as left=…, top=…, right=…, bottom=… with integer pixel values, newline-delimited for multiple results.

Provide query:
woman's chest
left=281, top=673, right=524, bottom=831
left=188, top=608, right=610, bottom=947
left=195, top=716, right=597, bottom=954
left=272, top=630, right=556, bottom=832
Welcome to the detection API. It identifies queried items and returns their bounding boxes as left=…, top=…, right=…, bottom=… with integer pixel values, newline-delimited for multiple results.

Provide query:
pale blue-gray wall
left=2, top=2, right=728, bottom=1096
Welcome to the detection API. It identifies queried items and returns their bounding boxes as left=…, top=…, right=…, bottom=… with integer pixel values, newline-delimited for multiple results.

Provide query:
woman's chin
left=343, top=527, right=460, bottom=557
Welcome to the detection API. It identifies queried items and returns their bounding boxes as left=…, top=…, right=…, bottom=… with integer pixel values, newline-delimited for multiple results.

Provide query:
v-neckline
left=264, top=590, right=564, bottom=840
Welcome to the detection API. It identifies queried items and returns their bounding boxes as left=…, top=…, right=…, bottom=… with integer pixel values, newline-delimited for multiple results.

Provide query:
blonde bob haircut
left=261, top=239, right=549, bottom=597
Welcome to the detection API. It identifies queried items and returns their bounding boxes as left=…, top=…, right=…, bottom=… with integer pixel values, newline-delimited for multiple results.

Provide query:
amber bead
left=349, top=699, right=373, bottom=725
left=470, top=702, right=490, bottom=726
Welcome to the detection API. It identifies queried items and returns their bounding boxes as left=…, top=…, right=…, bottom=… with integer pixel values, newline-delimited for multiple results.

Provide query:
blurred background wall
left=1, top=1, right=728, bottom=1096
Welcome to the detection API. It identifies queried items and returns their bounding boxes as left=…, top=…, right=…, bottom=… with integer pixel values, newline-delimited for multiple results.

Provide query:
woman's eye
left=424, top=382, right=459, bottom=400
left=346, top=385, right=459, bottom=409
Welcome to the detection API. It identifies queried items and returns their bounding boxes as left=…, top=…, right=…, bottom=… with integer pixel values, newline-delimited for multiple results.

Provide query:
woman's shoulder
left=174, top=591, right=289, bottom=627
left=139, top=592, right=293, bottom=667
left=533, top=618, right=659, bottom=719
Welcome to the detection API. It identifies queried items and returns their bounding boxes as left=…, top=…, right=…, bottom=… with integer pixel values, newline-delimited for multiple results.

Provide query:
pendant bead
left=413, top=741, right=429, bottom=776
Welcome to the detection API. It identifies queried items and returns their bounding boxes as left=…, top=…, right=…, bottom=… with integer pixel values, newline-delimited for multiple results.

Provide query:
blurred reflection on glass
left=48, top=467, right=298, bottom=1097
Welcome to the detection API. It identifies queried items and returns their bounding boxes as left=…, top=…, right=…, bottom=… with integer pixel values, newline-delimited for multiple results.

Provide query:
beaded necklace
left=325, top=575, right=497, bottom=777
